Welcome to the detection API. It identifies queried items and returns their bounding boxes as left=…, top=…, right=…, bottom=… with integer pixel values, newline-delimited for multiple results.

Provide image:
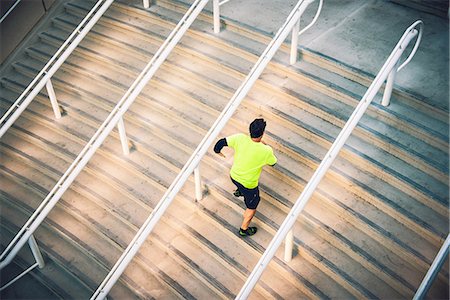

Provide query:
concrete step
left=61, top=0, right=449, bottom=206
left=0, top=102, right=320, bottom=299
left=0, top=223, right=88, bottom=299
left=7, top=72, right=442, bottom=262
left=65, top=0, right=450, bottom=149
left=20, top=31, right=446, bottom=244
left=1, top=98, right=446, bottom=298
left=154, top=0, right=449, bottom=122
left=0, top=189, right=135, bottom=298
left=0, top=125, right=338, bottom=298
left=3, top=77, right=446, bottom=298
left=0, top=138, right=225, bottom=299
left=146, top=0, right=449, bottom=169
left=206, top=126, right=448, bottom=288
left=0, top=0, right=448, bottom=298
left=9, top=49, right=447, bottom=253
left=2, top=20, right=446, bottom=288
left=0, top=74, right=390, bottom=298
left=29, top=11, right=446, bottom=220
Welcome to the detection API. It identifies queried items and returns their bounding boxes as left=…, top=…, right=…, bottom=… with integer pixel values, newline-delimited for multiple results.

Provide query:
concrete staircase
left=0, top=0, right=448, bottom=298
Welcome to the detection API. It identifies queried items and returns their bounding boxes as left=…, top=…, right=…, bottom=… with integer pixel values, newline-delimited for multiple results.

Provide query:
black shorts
left=231, top=177, right=260, bottom=209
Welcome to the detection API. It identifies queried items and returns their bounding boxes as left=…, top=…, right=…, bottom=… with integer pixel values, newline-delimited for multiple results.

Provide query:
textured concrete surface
left=0, top=0, right=447, bottom=297
left=180, top=0, right=449, bottom=111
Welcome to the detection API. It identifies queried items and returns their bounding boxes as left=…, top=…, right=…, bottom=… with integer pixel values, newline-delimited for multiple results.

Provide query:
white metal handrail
left=91, top=0, right=320, bottom=298
left=212, top=0, right=233, bottom=33
left=0, top=0, right=114, bottom=138
left=0, top=0, right=21, bottom=23
left=0, top=235, right=44, bottom=291
left=0, top=0, right=208, bottom=272
left=236, top=20, right=423, bottom=299
left=413, top=234, right=450, bottom=300
left=0, top=0, right=113, bottom=287
left=290, top=0, right=323, bottom=64
left=219, top=0, right=231, bottom=6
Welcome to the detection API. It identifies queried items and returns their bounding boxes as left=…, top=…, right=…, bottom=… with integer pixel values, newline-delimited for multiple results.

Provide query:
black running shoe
left=233, top=189, right=244, bottom=197
left=239, top=227, right=257, bottom=237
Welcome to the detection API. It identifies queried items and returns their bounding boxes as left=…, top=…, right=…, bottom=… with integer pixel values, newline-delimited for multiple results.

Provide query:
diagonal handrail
left=236, top=20, right=424, bottom=299
left=0, top=0, right=21, bottom=23
left=0, top=0, right=208, bottom=271
left=91, top=0, right=321, bottom=298
left=413, top=234, right=450, bottom=299
left=0, top=0, right=114, bottom=138
left=0, top=0, right=113, bottom=266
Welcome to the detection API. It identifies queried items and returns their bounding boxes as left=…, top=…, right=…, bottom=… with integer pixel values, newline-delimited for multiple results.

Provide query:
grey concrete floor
left=180, top=0, right=449, bottom=111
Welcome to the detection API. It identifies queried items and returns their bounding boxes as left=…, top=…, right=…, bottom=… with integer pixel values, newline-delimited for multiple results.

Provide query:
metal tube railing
left=0, top=0, right=21, bottom=23
left=290, top=0, right=323, bottom=64
left=236, top=20, right=423, bottom=299
left=0, top=262, right=40, bottom=291
left=90, top=2, right=211, bottom=299
left=0, top=235, right=44, bottom=291
left=194, top=166, right=203, bottom=201
left=213, top=0, right=220, bottom=33
left=0, top=1, right=113, bottom=284
left=413, top=234, right=450, bottom=300
left=91, top=0, right=320, bottom=298
left=0, top=0, right=208, bottom=272
left=212, top=0, right=233, bottom=33
left=0, top=0, right=114, bottom=138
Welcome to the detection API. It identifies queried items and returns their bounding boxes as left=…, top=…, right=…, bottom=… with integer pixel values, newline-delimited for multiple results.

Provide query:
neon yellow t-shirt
left=227, top=133, right=277, bottom=189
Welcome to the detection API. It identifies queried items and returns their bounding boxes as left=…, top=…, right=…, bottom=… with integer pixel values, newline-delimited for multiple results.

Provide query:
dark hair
left=249, top=118, right=266, bottom=138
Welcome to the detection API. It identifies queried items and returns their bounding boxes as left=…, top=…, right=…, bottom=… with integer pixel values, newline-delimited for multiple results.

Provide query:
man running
left=214, top=118, right=277, bottom=237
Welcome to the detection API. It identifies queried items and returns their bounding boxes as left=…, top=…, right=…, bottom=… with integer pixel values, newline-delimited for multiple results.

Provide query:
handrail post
left=413, top=234, right=450, bottom=300
left=290, top=0, right=323, bottom=65
left=194, top=166, right=202, bottom=201
left=290, top=19, right=300, bottom=65
left=213, top=0, right=220, bottom=33
left=28, top=235, right=45, bottom=269
left=117, top=117, right=130, bottom=156
left=284, top=229, right=294, bottom=262
left=45, top=79, right=61, bottom=119
left=143, top=0, right=150, bottom=9
left=381, top=60, right=400, bottom=106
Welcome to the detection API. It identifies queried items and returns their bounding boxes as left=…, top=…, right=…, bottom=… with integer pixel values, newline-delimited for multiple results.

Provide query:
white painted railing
left=91, top=0, right=321, bottom=298
left=0, top=0, right=114, bottom=138
left=0, top=235, right=44, bottom=292
left=2, top=0, right=213, bottom=293
left=0, top=0, right=229, bottom=289
left=0, top=0, right=113, bottom=289
left=212, top=0, right=232, bottom=33
left=413, top=234, right=450, bottom=300
left=0, top=0, right=21, bottom=23
left=236, top=20, right=424, bottom=299
left=0, top=0, right=208, bottom=273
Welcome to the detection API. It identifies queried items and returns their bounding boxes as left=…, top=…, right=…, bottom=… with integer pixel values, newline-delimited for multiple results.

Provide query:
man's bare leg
left=241, top=208, right=256, bottom=230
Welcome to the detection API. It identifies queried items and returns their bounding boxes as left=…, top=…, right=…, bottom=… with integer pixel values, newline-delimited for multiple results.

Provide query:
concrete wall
left=0, top=0, right=56, bottom=64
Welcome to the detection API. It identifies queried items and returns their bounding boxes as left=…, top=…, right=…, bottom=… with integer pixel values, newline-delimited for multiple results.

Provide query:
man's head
left=249, top=118, right=266, bottom=138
